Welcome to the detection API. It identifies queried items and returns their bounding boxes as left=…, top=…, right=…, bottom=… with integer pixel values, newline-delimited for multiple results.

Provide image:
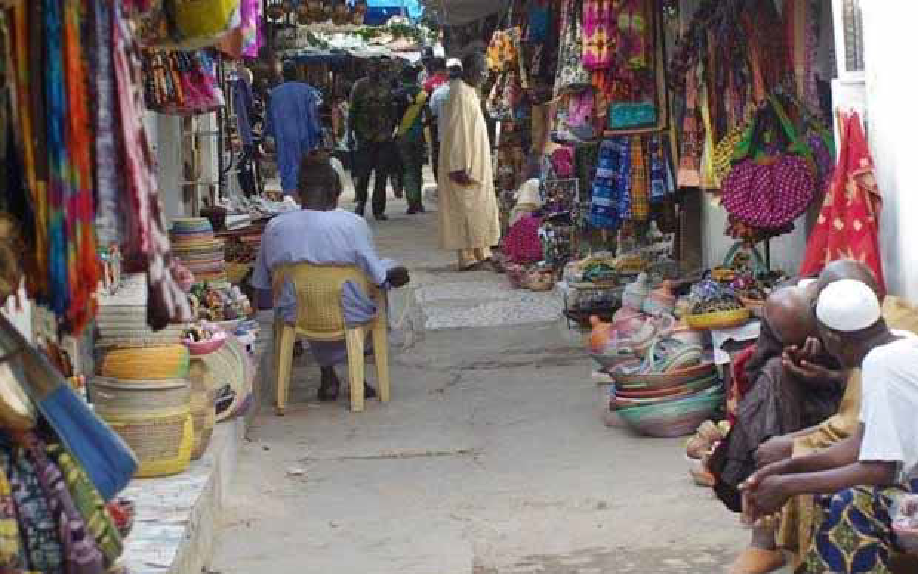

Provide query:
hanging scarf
left=90, top=0, right=126, bottom=250
left=799, top=112, right=886, bottom=296
left=64, top=0, right=101, bottom=333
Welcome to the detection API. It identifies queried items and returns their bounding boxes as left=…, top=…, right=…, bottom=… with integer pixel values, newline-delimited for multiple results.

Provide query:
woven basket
left=612, top=361, right=717, bottom=390
left=614, top=375, right=717, bottom=399
left=100, top=345, right=190, bottom=380
left=685, top=308, right=750, bottom=330
left=204, top=339, right=248, bottom=423
left=617, top=393, right=724, bottom=438
left=527, top=270, right=555, bottom=292
left=188, top=357, right=216, bottom=460
left=90, top=377, right=192, bottom=477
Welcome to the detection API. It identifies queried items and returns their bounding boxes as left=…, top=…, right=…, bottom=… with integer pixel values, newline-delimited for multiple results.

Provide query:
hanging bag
left=172, top=0, right=241, bottom=48
left=720, top=96, right=817, bottom=230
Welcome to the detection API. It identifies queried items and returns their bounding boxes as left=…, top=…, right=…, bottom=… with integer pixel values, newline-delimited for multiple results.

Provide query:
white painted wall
left=701, top=195, right=809, bottom=275
left=861, top=1, right=918, bottom=301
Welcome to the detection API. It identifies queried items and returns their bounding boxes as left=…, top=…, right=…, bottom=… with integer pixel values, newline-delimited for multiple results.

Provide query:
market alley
left=210, top=187, right=749, bottom=574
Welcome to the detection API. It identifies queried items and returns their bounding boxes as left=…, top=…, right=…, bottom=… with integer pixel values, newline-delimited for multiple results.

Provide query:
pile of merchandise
left=170, top=218, right=227, bottom=284
left=140, top=49, right=225, bottom=114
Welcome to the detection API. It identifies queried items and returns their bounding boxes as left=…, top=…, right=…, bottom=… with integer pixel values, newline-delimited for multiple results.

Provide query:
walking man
left=349, top=58, right=396, bottom=220
left=395, top=65, right=428, bottom=214
left=427, top=59, right=462, bottom=187
left=265, top=64, right=321, bottom=196
left=438, top=52, right=500, bottom=271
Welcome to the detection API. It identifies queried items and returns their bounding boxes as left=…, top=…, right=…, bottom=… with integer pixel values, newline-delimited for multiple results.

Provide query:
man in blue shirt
left=265, top=64, right=321, bottom=196
left=251, top=153, right=410, bottom=401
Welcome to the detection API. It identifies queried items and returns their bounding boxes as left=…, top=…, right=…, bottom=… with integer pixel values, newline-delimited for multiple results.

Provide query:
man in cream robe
left=437, top=52, right=500, bottom=271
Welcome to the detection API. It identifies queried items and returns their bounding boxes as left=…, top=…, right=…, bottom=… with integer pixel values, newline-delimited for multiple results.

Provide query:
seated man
left=251, top=152, right=410, bottom=402
left=744, top=278, right=918, bottom=574
left=750, top=260, right=918, bottom=571
left=710, top=286, right=845, bottom=573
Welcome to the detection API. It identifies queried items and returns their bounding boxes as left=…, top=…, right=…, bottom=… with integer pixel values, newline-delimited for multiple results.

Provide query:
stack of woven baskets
left=606, top=339, right=723, bottom=438
left=93, top=345, right=194, bottom=477
left=96, top=273, right=185, bottom=347
left=170, top=218, right=227, bottom=284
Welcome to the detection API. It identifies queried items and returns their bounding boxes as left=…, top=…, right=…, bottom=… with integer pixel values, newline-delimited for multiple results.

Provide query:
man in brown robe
left=713, top=284, right=846, bottom=574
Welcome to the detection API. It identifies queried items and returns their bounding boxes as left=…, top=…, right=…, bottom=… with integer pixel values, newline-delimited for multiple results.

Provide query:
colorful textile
left=45, top=0, right=68, bottom=319
left=10, top=449, right=63, bottom=573
left=0, top=450, right=24, bottom=569
left=677, top=68, right=702, bottom=188
left=25, top=436, right=104, bottom=573
left=648, top=134, right=674, bottom=201
left=591, top=137, right=631, bottom=229
left=582, top=0, right=612, bottom=70
left=113, top=1, right=191, bottom=326
left=10, top=2, right=48, bottom=299
left=89, top=0, right=126, bottom=249
left=629, top=136, right=648, bottom=221
left=616, top=0, right=651, bottom=70
left=502, top=215, right=542, bottom=265
left=802, top=479, right=918, bottom=574
left=64, top=0, right=101, bottom=332
left=47, top=444, right=122, bottom=568
left=554, top=0, right=591, bottom=95
left=799, top=112, right=886, bottom=297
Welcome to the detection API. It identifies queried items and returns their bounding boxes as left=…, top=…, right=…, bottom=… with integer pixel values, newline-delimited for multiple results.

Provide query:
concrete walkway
left=210, top=182, right=749, bottom=573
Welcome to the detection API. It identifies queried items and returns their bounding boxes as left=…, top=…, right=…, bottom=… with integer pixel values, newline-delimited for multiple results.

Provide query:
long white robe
left=437, top=80, right=501, bottom=251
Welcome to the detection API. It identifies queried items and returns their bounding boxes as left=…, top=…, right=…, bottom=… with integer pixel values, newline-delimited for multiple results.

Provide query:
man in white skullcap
left=741, top=279, right=918, bottom=573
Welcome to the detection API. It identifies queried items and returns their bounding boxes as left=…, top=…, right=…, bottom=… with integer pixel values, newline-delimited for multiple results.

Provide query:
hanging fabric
left=582, top=0, right=612, bottom=70
left=63, top=0, right=101, bottom=333
left=629, top=136, right=649, bottom=221
left=112, top=1, right=191, bottom=327
left=799, top=112, right=886, bottom=296
left=554, top=0, right=592, bottom=96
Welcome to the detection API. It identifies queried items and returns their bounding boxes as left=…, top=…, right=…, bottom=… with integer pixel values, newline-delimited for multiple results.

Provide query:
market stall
left=464, top=0, right=846, bottom=448
left=0, top=0, right=272, bottom=569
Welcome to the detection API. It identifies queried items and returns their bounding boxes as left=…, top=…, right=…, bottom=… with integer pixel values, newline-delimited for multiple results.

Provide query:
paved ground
left=210, top=178, right=750, bottom=573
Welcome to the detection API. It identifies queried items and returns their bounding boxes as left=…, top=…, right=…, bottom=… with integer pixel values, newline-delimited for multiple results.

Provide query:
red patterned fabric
left=799, top=112, right=886, bottom=297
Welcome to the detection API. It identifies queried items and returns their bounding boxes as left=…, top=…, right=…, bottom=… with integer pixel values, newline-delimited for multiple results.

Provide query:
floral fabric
left=554, top=0, right=591, bottom=96
left=802, top=479, right=918, bottom=574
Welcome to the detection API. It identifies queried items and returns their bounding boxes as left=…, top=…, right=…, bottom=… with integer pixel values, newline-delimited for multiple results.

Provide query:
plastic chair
left=272, top=262, right=390, bottom=415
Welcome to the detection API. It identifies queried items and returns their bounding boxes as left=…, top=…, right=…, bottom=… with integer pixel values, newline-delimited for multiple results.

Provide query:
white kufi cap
left=816, top=279, right=881, bottom=332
